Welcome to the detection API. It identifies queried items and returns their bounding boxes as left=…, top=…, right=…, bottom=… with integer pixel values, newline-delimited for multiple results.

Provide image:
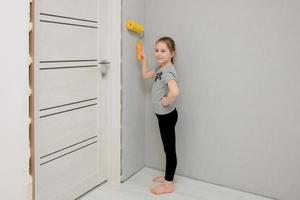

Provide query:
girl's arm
left=161, top=80, right=180, bottom=106
left=140, top=50, right=155, bottom=79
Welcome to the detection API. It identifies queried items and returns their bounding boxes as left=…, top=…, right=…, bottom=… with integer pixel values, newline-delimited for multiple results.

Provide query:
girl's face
left=155, top=42, right=174, bottom=67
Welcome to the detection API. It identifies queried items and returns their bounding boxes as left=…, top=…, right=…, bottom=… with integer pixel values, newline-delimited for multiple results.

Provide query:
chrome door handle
left=98, top=61, right=111, bottom=65
left=98, top=60, right=111, bottom=76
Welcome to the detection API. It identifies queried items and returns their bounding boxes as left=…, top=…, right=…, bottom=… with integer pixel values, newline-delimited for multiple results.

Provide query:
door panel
left=34, top=1, right=105, bottom=199
left=39, top=21, right=97, bottom=61
left=38, top=67, right=97, bottom=109
left=38, top=143, right=98, bottom=200
left=39, top=104, right=97, bottom=157
left=39, top=0, right=98, bottom=21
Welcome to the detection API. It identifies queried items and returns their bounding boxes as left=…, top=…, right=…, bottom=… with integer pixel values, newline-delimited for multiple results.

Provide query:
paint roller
left=127, top=20, right=144, bottom=60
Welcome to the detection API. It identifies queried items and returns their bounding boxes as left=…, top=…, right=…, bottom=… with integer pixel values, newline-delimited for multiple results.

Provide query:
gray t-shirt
left=151, top=63, right=178, bottom=115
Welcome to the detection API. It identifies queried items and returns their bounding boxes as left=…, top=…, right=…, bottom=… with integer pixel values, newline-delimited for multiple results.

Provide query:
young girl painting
left=140, top=36, right=179, bottom=195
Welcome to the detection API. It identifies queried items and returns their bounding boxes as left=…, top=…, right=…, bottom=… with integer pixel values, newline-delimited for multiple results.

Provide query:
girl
left=140, top=37, right=180, bottom=195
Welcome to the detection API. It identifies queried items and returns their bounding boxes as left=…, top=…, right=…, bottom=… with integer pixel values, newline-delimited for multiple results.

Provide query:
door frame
left=102, top=0, right=122, bottom=184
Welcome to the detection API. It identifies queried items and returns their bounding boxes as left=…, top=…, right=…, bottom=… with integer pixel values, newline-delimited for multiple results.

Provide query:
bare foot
left=152, top=176, right=175, bottom=183
left=152, top=176, right=165, bottom=183
left=150, top=181, right=174, bottom=195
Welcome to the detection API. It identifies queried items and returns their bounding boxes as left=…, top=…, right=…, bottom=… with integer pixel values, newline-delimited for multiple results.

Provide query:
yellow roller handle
left=127, top=20, right=144, bottom=60
left=127, top=20, right=144, bottom=34
left=137, top=40, right=143, bottom=61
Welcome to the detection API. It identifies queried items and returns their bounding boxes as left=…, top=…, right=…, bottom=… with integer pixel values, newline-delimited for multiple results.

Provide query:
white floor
left=80, top=167, right=273, bottom=200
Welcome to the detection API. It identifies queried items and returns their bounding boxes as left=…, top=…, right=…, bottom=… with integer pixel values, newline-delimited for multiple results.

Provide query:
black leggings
left=156, top=108, right=178, bottom=181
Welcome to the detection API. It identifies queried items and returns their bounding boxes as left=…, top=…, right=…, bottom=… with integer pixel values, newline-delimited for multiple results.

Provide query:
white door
left=34, top=1, right=107, bottom=199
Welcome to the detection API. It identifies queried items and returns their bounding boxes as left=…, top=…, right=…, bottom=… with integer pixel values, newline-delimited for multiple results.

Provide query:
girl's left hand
left=161, top=97, right=169, bottom=107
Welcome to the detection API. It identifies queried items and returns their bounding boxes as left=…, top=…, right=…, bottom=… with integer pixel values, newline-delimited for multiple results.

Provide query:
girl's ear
left=171, top=51, right=175, bottom=57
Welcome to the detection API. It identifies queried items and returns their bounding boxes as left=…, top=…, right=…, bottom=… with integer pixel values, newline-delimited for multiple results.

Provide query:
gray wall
left=144, top=1, right=300, bottom=200
left=121, top=0, right=146, bottom=181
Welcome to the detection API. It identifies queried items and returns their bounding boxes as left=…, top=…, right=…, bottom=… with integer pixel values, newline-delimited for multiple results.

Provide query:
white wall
left=121, top=0, right=146, bottom=181
left=0, top=1, right=30, bottom=200
left=144, top=1, right=300, bottom=200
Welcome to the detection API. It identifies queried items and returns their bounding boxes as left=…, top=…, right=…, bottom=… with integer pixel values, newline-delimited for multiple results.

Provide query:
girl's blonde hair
left=156, top=36, right=176, bottom=64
